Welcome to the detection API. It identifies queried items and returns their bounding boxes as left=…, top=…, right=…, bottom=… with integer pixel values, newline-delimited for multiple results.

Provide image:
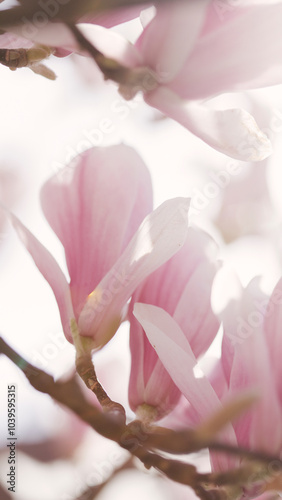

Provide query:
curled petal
left=145, top=87, right=272, bottom=161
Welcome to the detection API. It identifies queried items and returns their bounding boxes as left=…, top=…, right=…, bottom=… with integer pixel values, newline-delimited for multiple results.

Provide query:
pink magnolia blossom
left=8, top=144, right=190, bottom=350
left=128, top=227, right=220, bottom=421
left=134, top=273, right=282, bottom=496
left=26, top=1, right=282, bottom=160
left=3, top=2, right=279, bottom=159
left=131, top=0, right=279, bottom=161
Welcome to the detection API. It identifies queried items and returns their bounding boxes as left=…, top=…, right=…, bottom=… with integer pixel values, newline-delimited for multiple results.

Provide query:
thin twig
left=75, top=457, right=134, bottom=500
left=145, top=428, right=282, bottom=465
left=76, top=350, right=126, bottom=424
left=67, top=23, right=157, bottom=97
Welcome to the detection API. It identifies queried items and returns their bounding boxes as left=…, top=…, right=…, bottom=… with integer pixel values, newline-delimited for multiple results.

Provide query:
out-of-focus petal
left=41, top=145, right=153, bottom=318
left=136, top=0, right=209, bottom=82
left=222, top=280, right=282, bottom=453
left=8, top=212, right=74, bottom=342
left=76, top=24, right=143, bottom=67
left=8, top=22, right=74, bottom=52
left=11, top=22, right=142, bottom=67
left=134, top=302, right=237, bottom=470
left=0, top=31, right=33, bottom=49
left=78, top=197, right=190, bottom=347
left=145, top=87, right=272, bottom=161
left=81, top=5, right=145, bottom=27
left=209, top=359, right=228, bottom=401
left=264, top=277, right=282, bottom=403
left=171, top=3, right=282, bottom=99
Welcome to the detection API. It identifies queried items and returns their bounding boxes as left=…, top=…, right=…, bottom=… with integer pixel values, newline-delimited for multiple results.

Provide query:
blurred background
left=1, top=13, right=282, bottom=500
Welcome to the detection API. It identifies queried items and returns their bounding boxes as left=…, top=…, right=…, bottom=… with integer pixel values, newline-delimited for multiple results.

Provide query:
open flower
left=1, top=2, right=278, bottom=159
left=9, top=144, right=190, bottom=350
left=127, top=1, right=278, bottom=161
left=129, top=227, right=220, bottom=421
left=20, top=1, right=282, bottom=160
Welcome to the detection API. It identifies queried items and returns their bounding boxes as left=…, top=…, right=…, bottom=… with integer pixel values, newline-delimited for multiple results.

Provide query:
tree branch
left=1, top=336, right=280, bottom=500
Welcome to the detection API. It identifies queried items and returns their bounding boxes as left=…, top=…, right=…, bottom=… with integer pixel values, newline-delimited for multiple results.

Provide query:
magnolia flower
left=128, top=227, right=220, bottom=421
left=1, top=2, right=278, bottom=159
left=134, top=273, right=282, bottom=497
left=9, top=144, right=190, bottom=350
left=19, top=1, right=282, bottom=160
left=127, top=0, right=278, bottom=161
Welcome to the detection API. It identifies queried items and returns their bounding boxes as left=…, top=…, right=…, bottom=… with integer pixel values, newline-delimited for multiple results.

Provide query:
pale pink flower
left=218, top=277, right=282, bottom=456
left=9, top=144, right=190, bottom=349
left=133, top=1, right=280, bottom=161
left=3, top=2, right=279, bottom=159
left=26, top=1, right=282, bottom=160
left=128, top=227, right=220, bottom=420
left=134, top=273, right=282, bottom=495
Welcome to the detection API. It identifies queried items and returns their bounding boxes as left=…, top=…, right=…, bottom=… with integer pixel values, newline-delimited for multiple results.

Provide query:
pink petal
left=78, top=197, right=190, bottom=348
left=133, top=303, right=237, bottom=470
left=8, top=212, right=74, bottom=343
left=12, top=21, right=142, bottom=67
left=222, top=280, right=282, bottom=453
left=0, top=31, right=33, bottom=49
left=129, top=307, right=181, bottom=419
left=264, top=277, right=282, bottom=403
left=136, top=0, right=209, bottom=82
left=173, top=260, right=220, bottom=358
left=145, top=87, right=272, bottom=161
left=209, top=359, right=228, bottom=401
left=76, top=24, right=143, bottom=67
left=41, top=145, right=153, bottom=319
left=8, top=22, right=74, bottom=52
left=213, top=268, right=243, bottom=384
left=170, top=3, right=282, bottom=99
left=133, top=303, right=219, bottom=415
left=128, top=228, right=219, bottom=411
